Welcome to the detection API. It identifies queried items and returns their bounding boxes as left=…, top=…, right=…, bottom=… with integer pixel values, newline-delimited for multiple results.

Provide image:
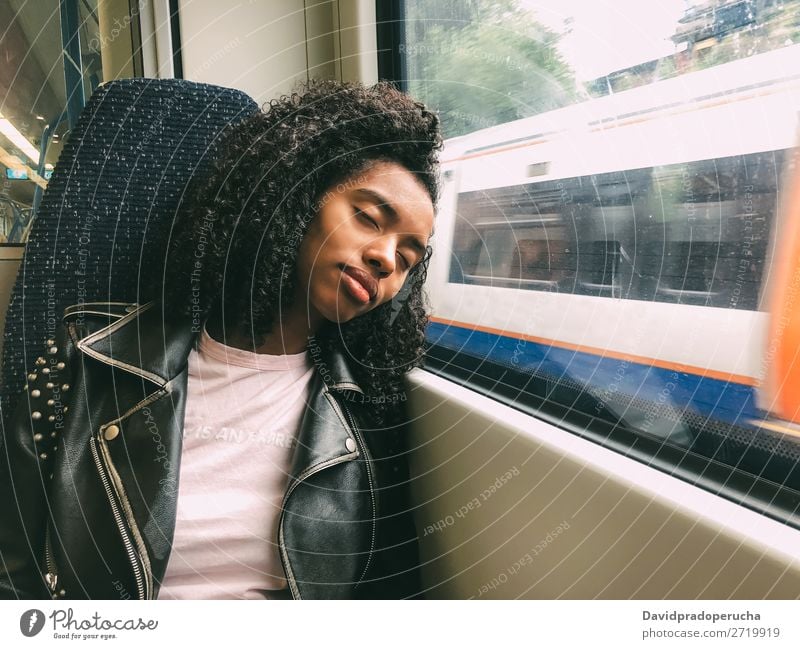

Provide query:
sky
left=518, top=0, right=690, bottom=80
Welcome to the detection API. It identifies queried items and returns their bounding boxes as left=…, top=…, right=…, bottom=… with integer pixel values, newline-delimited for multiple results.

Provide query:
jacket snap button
left=345, top=437, right=356, bottom=452
left=103, top=425, right=120, bottom=441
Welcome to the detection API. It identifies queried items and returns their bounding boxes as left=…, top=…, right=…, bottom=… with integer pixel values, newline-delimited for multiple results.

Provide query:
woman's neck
left=204, top=302, right=321, bottom=355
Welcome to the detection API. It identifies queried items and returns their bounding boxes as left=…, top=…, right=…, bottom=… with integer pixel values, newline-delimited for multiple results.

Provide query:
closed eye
left=398, top=252, right=410, bottom=270
left=355, top=206, right=411, bottom=271
left=355, top=208, right=379, bottom=230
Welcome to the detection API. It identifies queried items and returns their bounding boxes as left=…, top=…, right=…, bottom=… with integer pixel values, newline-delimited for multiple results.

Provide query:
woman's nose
left=366, top=237, right=396, bottom=277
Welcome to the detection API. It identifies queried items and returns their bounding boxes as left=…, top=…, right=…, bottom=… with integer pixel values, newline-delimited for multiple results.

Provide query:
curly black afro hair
left=144, top=78, right=443, bottom=429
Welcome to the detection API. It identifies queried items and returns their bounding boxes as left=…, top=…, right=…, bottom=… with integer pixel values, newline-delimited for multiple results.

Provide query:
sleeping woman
left=0, top=78, right=442, bottom=599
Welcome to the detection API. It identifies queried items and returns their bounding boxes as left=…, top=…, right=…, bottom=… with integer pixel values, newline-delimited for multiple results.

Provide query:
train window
left=0, top=0, right=143, bottom=243
left=451, top=153, right=775, bottom=308
left=396, top=0, right=800, bottom=525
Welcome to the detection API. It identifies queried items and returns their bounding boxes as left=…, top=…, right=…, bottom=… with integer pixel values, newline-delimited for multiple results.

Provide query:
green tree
left=404, top=0, right=576, bottom=138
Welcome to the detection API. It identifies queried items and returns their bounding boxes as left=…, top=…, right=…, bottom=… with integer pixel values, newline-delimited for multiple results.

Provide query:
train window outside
left=451, top=152, right=775, bottom=308
left=400, top=0, right=800, bottom=525
left=0, top=0, right=143, bottom=243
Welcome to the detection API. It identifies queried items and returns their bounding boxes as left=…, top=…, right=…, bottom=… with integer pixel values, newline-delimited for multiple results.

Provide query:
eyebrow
left=353, top=187, right=430, bottom=261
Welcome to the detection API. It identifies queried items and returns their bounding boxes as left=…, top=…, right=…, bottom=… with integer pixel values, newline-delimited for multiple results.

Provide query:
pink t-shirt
left=157, top=323, right=315, bottom=599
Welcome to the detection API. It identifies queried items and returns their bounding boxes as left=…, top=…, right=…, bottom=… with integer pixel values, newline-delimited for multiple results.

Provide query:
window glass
left=401, top=0, right=800, bottom=521
left=0, top=0, right=143, bottom=243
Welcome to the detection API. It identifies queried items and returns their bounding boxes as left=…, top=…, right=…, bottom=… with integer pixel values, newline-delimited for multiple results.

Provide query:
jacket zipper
left=44, top=522, right=59, bottom=598
left=89, top=435, right=149, bottom=600
left=336, top=396, right=378, bottom=584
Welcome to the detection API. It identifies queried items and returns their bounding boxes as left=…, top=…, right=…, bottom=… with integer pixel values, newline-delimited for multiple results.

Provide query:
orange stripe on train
left=429, top=316, right=759, bottom=388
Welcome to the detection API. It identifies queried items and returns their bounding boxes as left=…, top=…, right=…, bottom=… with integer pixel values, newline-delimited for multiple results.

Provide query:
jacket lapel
left=78, top=301, right=366, bottom=397
left=71, top=301, right=196, bottom=599
left=79, top=300, right=368, bottom=482
left=77, top=301, right=197, bottom=388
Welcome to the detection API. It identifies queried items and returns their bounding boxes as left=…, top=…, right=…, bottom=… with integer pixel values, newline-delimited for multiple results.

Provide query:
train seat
left=0, top=78, right=258, bottom=421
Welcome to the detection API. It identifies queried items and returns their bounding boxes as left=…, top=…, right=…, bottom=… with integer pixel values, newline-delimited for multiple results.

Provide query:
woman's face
left=295, top=160, right=435, bottom=326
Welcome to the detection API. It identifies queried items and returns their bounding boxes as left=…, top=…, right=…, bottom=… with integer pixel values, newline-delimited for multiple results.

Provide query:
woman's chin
left=312, top=300, right=358, bottom=325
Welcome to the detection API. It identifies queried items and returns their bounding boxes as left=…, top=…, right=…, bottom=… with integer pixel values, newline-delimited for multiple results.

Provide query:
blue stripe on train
left=426, top=321, right=759, bottom=426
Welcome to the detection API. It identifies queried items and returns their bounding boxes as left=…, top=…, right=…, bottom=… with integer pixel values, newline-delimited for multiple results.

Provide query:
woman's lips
left=341, top=265, right=377, bottom=304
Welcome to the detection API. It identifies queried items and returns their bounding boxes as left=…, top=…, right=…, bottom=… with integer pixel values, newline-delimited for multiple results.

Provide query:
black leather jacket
left=0, top=300, right=420, bottom=600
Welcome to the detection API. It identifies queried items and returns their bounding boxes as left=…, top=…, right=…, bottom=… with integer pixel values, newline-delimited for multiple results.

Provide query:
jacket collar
left=77, top=300, right=365, bottom=394
left=79, top=299, right=368, bottom=507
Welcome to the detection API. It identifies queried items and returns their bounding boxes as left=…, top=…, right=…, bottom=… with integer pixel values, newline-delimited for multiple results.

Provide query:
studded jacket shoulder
left=0, top=302, right=133, bottom=598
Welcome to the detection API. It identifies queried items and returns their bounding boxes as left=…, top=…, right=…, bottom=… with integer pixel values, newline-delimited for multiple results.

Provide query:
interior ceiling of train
left=0, top=0, right=73, bottom=206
